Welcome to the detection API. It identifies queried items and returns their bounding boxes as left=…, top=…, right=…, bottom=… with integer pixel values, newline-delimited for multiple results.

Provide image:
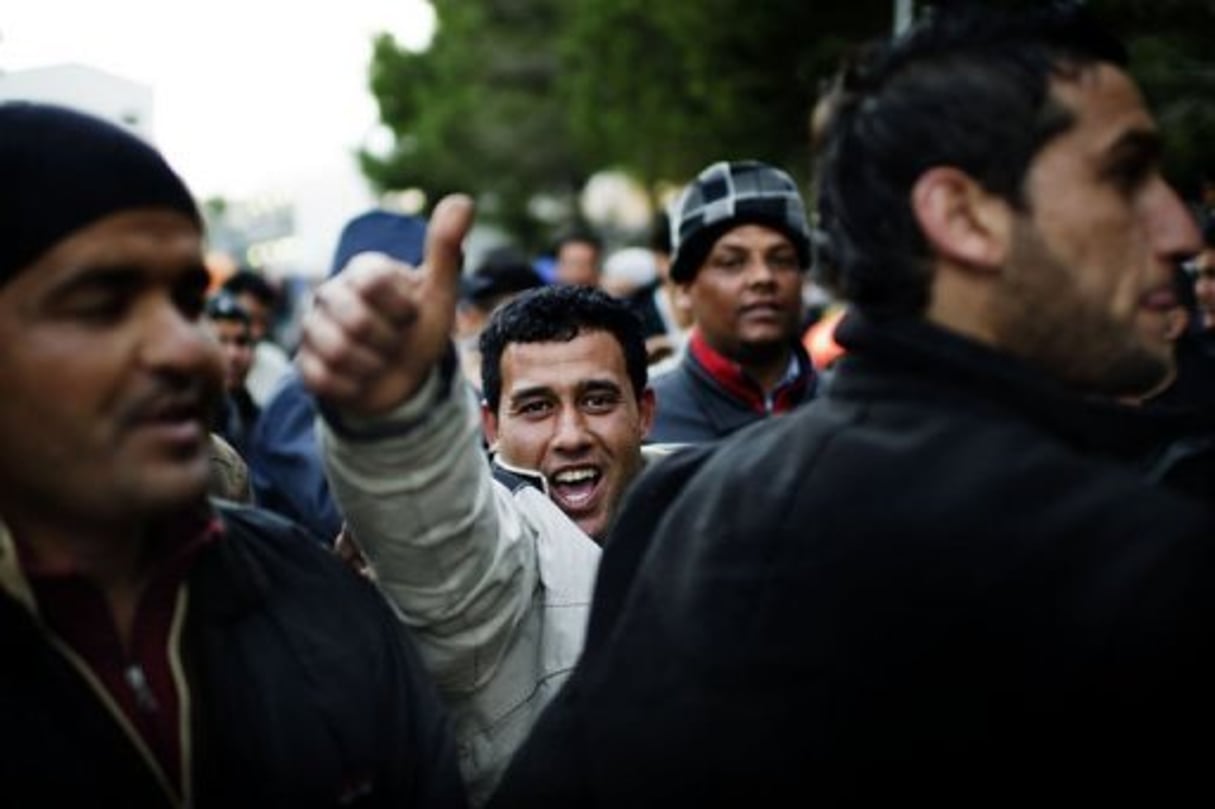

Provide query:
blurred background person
left=552, top=229, right=603, bottom=287
left=647, top=160, right=817, bottom=443
left=203, top=291, right=259, bottom=458
left=220, top=269, right=292, bottom=406
left=245, top=209, right=427, bottom=546
left=1190, top=222, right=1215, bottom=333
left=617, top=211, right=695, bottom=370
left=454, top=247, right=545, bottom=394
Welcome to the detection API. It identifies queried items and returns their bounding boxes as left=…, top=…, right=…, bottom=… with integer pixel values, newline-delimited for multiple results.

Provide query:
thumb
left=423, top=193, right=476, bottom=293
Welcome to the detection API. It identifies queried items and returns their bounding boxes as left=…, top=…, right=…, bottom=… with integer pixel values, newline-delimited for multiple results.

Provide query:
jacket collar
left=832, top=309, right=1215, bottom=464
left=687, top=330, right=815, bottom=414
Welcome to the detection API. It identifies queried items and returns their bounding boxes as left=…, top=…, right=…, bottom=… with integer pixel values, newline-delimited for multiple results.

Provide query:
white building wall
left=0, top=63, right=154, bottom=141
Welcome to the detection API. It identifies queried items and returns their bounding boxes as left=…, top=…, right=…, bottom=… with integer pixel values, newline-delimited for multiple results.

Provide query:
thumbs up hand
left=298, top=194, right=475, bottom=415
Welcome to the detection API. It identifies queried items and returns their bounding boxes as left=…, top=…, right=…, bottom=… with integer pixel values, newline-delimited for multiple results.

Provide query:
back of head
left=668, top=159, right=812, bottom=284
left=479, top=285, right=648, bottom=412
left=0, top=102, right=200, bottom=284
left=817, top=1, right=1127, bottom=318
left=462, top=247, right=545, bottom=311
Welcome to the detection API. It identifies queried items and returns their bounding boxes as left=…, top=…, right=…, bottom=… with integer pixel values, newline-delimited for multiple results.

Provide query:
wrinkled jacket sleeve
left=319, top=369, right=539, bottom=695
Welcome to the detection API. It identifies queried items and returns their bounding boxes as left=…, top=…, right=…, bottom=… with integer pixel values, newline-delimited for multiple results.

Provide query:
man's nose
left=551, top=405, right=592, bottom=452
left=1149, top=181, right=1202, bottom=264
left=744, top=254, right=779, bottom=286
left=140, top=299, right=224, bottom=383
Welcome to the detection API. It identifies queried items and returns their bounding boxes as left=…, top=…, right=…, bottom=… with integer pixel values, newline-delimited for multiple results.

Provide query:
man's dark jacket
left=648, top=336, right=816, bottom=443
left=491, top=311, right=1215, bottom=808
left=0, top=502, right=467, bottom=808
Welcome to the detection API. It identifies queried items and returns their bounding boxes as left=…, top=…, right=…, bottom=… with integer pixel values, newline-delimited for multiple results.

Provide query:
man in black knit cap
left=0, top=102, right=466, bottom=808
left=647, top=159, right=817, bottom=443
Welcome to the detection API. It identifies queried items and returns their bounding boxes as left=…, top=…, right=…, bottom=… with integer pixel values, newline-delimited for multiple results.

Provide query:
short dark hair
left=462, top=247, right=544, bottom=311
left=479, top=285, right=648, bottom=413
left=555, top=228, right=603, bottom=255
left=817, top=2, right=1127, bottom=317
left=205, top=292, right=251, bottom=326
left=221, top=269, right=278, bottom=306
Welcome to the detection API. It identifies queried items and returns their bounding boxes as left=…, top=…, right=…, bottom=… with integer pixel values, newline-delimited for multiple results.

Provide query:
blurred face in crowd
left=989, top=64, right=1200, bottom=397
left=233, top=291, right=271, bottom=341
left=0, top=210, right=223, bottom=532
left=208, top=317, right=255, bottom=392
left=1192, top=249, right=1215, bottom=330
left=482, top=328, right=655, bottom=541
left=684, top=223, right=803, bottom=362
left=555, top=240, right=600, bottom=287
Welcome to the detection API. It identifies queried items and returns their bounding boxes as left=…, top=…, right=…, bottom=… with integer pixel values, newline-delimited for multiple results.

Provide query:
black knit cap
left=0, top=101, right=201, bottom=284
left=668, top=159, right=811, bottom=283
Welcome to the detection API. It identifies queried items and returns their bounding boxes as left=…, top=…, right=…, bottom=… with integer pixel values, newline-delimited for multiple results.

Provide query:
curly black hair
left=479, top=285, right=648, bottom=413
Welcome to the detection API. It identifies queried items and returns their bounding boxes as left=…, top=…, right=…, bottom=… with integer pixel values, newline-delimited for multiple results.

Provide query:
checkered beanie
left=0, top=102, right=200, bottom=285
left=668, top=160, right=811, bottom=283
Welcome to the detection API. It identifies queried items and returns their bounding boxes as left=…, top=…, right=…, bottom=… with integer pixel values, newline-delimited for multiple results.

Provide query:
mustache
left=117, top=377, right=221, bottom=429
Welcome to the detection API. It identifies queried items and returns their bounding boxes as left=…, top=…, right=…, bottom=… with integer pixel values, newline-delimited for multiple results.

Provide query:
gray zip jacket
left=319, top=369, right=600, bottom=806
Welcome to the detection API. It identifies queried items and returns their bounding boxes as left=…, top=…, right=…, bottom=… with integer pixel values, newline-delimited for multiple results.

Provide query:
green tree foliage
left=928, top=0, right=1215, bottom=193
left=560, top=1, right=894, bottom=192
left=363, top=0, right=1215, bottom=243
left=361, top=0, right=585, bottom=247
left=1096, top=0, right=1215, bottom=195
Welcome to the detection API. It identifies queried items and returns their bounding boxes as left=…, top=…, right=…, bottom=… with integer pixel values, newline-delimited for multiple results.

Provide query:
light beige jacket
left=319, top=370, right=601, bottom=806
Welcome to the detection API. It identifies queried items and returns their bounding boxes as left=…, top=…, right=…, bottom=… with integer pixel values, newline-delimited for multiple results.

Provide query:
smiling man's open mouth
left=549, top=466, right=603, bottom=512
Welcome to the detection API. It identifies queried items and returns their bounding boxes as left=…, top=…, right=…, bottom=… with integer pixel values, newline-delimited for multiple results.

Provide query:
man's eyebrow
left=507, top=385, right=557, bottom=405
left=578, top=379, right=624, bottom=395
left=1098, top=128, right=1163, bottom=174
left=46, top=264, right=144, bottom=298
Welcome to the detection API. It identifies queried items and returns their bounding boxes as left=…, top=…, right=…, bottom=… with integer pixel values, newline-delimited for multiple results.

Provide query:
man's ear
left=670, top=281, right=694, bottom=322
left=911, top=167, right=1012, bottom=272
left=637, top=387, right=657, bottom=437
left=480, top=401, right=500, bottom=450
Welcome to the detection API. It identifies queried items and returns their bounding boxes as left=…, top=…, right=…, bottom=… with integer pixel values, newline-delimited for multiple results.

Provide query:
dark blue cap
left=329, top=210, right=428, bottom=278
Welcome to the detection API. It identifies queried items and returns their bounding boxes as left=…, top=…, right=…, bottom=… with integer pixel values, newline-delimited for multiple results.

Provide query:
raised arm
left=297, top=197, right=538, bottom=692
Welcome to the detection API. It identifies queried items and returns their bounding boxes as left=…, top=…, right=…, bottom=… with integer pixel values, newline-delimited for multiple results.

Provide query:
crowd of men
left=3, top=3, right=1215, bottom=807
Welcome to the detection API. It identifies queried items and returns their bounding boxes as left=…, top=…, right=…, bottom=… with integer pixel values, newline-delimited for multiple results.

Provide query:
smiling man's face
left=482, top=328, right=654, bottom=542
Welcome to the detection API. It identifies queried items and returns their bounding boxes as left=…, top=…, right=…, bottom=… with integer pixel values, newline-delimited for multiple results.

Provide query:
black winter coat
left=0, top=502, right=467, bottom=809
left=491, top=312, right=1215, bottom=808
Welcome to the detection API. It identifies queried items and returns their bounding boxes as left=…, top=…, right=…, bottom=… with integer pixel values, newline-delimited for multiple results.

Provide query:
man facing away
left=491, top=5, right=1215, bottom=806
left=297, top=213, right=658, bottom=803
left=0, top=102, right=466, bottom=808
left=647, top=159, right=817, bottom=442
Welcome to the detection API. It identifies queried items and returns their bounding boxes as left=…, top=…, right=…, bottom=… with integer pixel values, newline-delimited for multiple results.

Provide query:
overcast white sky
left=0, top=1, right=436, bottom=199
